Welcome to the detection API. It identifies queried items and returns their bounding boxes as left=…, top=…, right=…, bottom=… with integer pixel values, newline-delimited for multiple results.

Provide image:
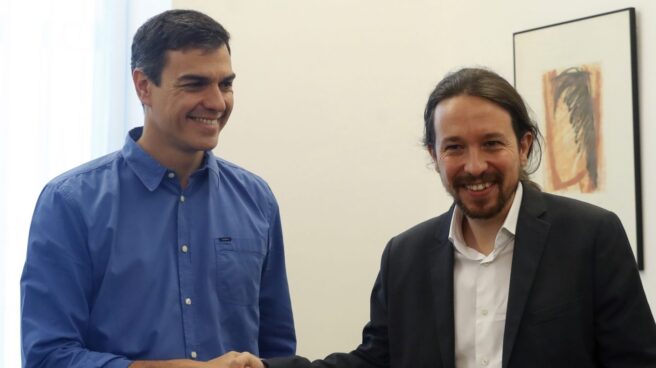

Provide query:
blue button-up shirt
left=21, top=127, right=296, bottom=367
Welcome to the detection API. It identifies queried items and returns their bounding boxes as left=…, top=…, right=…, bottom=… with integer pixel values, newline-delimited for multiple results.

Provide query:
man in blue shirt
left=21, top=9, right=296, bottom=368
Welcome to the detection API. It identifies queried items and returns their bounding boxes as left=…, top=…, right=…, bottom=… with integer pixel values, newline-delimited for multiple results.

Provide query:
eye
left=181, top=82, right=205, bottom=91
left=483, top=140, right=503, bottom=148
left=442, top=144, right=463, bottom=152
left=219, top=79, right=234, bottom=91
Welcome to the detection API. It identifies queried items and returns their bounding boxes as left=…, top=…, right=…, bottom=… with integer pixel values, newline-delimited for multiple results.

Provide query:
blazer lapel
left=430, top=207, right=456, bottom=368
left=502, top=186, right=551, bottom=368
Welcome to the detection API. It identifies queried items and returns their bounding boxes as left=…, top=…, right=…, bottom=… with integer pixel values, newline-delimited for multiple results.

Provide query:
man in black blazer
left=225, top=68, right=656, bottom=367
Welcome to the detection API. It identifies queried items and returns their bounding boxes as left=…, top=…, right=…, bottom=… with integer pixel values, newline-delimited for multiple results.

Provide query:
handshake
left=203, top=351, right=266, bottom=368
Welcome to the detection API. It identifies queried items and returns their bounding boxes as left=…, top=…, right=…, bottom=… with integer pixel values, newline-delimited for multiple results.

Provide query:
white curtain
left=0, top=1, right=169, bottom=366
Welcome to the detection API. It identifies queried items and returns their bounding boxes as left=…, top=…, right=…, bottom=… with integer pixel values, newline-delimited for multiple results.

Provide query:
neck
left=462, top=216, right=503, bottom=256
left=137, top=134, right=204, bottom=189
left=158, top=152, right=204, bottom=188
left=461, top=192, right=516, bottom=256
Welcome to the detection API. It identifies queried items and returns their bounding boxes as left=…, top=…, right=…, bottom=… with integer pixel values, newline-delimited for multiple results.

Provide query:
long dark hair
left=423, top=68, right=543, bottom=189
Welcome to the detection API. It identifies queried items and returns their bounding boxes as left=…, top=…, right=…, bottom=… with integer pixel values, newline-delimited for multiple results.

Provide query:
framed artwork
left=513, top=8, right=643, bottom=268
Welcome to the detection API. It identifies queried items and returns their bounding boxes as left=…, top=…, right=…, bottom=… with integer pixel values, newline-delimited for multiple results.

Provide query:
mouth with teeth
left=465, top=182, right=493, bottom=192
left=455, top=172, right=500, bottom=192
left=188, top=115, right=220, bottom=126
left=451, top=172, right=510, bottom=219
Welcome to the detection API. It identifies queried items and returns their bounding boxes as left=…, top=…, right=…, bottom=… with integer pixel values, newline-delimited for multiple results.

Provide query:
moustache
left=453, top=171, right=501, bottom=187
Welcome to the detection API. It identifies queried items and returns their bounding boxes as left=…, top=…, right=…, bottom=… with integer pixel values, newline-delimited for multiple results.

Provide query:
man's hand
left=208, top=351, right=264, bottom=368
left=128, top=351, right=264, bottom=368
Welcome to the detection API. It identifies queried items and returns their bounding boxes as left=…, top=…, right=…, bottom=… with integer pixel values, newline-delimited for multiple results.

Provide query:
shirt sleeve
left=257, top=192, right=297, bottom=358
left=593, top=211, right=656, bottom=366
left=20, top=182, right=133, bottom=368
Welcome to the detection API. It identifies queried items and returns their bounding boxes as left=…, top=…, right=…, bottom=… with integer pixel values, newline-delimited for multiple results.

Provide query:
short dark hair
left=423, top=67, right=543, bottom=187
left=131, top=9, right=231, bottom=85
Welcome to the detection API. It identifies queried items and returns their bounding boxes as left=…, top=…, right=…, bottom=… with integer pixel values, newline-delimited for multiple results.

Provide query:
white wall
left=175, top=0, right=656, bottom=359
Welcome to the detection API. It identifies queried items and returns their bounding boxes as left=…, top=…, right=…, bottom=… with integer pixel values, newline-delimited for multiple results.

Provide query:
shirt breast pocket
left=214, top=237, right=266, bottom=306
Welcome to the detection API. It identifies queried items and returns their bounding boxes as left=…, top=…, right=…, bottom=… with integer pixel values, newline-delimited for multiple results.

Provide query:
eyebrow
left=176, top=73, right=237, bottom=85
left=221, top=73, right=237, bottom=84
left=481, top=132, right=508, bottom=140
left=177, top=75, right=210, bottom=85
left=440, top=136, right=461, bottom=144
left=440, top=132, right=508, bottom=144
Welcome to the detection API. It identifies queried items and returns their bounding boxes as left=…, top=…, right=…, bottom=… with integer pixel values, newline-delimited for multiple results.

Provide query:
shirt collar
left=448, top=182, right=524, bottom=257
left=121, top=127, right=219, bottom=191
left=204, top=149, right=220, bottom=179
left=501, top=181, right=523, bottom=237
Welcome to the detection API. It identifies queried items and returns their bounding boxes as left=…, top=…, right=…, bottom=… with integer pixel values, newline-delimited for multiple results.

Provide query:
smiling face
left=133, top=44, right=235, bottom=164
left=430, top=94, right=532, bottom=222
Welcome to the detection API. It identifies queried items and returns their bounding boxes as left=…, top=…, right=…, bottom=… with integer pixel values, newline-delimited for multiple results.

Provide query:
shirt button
left=185, top=298, right=192, bottom=305
left=190, top=351, right=197, bottom=359
left=481, top=309, right=489, bottom=316
left=481, top=358, right=489, bottom=366
left=181, top=244, right=189, bottom=253
left=180, top=195, right=185, bottom=202
left=167, top=172, right=175, bottom=179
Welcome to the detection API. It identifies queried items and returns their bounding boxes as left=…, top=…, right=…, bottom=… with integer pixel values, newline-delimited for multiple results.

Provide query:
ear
left=518, top=132, right=534, bottom=166
left=428, top=146, right=437, bottom=160
left=427, top=146, right=440, bottom=173
left=132, top=69, right=153, bottom=107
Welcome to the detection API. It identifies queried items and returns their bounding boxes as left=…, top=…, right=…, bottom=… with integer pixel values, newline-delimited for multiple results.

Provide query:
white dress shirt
left=449, top=183, right=523, bottom=368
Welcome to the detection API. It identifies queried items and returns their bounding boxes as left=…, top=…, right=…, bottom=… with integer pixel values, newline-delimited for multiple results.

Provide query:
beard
left=449, top=171, right=515, bottom=220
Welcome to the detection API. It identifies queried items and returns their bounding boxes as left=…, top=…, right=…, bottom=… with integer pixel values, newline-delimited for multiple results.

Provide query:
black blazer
left=268, top=187, right=656, bottom=368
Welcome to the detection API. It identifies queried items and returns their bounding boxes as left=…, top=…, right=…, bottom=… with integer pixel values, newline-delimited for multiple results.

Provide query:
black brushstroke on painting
left=551, top=68, right=598, bottom=188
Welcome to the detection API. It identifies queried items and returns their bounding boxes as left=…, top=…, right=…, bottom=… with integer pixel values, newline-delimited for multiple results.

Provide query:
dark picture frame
left=513, top=8, right=643, bottom=268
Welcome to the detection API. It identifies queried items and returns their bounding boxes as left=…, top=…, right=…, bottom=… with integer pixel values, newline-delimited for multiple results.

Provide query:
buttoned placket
left=475, top=257, right=495, bottom=367
left=172, top=175, right=199, bottom=360
left=474, top=232, right=513, bottom=368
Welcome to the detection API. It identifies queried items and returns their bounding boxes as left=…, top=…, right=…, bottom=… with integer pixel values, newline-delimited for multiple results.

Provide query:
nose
left=464, top=149, right=488, bottom=177
left=203, top=84, right=227, bottom=112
